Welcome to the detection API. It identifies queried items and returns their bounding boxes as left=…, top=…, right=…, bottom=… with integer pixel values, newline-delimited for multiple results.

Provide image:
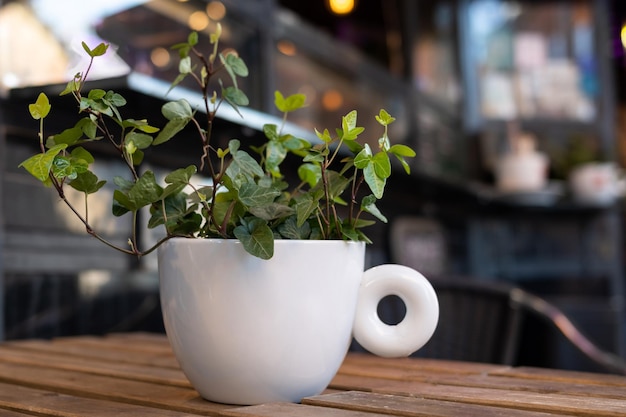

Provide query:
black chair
left=361, top=278, right=626, bottom=375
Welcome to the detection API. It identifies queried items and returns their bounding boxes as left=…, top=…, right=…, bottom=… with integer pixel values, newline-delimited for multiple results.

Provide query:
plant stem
left=52, top=178, right=137, bottom=256
left=131, top=210, right=139, bottom=255
left=38, top=118, right=45, bottom=153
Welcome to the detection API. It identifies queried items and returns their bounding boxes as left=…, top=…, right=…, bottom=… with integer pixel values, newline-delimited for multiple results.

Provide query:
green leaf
left=88, top=89, right=106, bottom=100
left=188, top=185, right=213, bottom=204
left=281, top=135, right=310, bottom=152
left=389, top=144, right=416, bottom=175
left=165, top=165, right=197, bottom=185
left=130, top=171, right=162, bottom=208
left=92, top=41, right=110, bottom=56
left=53, top=153, right=88, bottom=180
left=303, top=149, right=325, bottom=164
left=225, top=53, right=249, bottom=77
left=51, top=126, right=83, bottom=146
left=314, top=128, right=333, bottom=143
left=115, top=171, right=163, bottom=212
left=51, top=156, right=73, bottom=179
left=168, top=212, right=203, bottom=236
left=188, top=31, right=198, bottom=45
left=324, top=171, right=350, bottom=200
left=361, top=195, right=388, bottom=223
left=71, top=147, right=94, bottom=164
left=105, top=91, right=127, bottom=107
left=340, top=110, right=364, bottom=141
left=79, top=117, right=98, bottom=139
left=389, top=144, right=416, bottom=157
left=113, top=189, right=133, bottom=214
left=80, top=96, right=114, bottom=117
left=278, top=216, right=311, bottom=239
left=153, top=100, right=193, bottom=145
left=223, top=86, right=249, bottom=107
left=209, top=23, right=222, bottom=45
left=342, top=110, right=357, bottom=131
left=125, top=132, right=153, bottom=150
left=274, top=91, right=306, bottom=113
left=363, top=164, right=386, bottom=199
left=294, top=192, right=322, bottom=227
left=378, top=133, right=391, bottom=152
left=265, top=140, right=287, bottom=175
left=131, top=149, right=144, bottom=165
left=148, top=193, right=192, bottom=229
left=354, top=145, right=372, bottom=169
left=263, top=124, right=278, bottom=141
left=221, top=52, right=249, bottom=87
left=171, top=41, right=191, bottom=58
left=179, top=56, right=192, bottom=74
left=153, top=118, right=190, bottom=145
left=238, top=183, right=281, bottom=207
left=69, top=170, right=106, bottom=194
left=375, top=109, right=395, bottom=126
left=249, top=203, right=294, bottom=221
left=161, top=166, right=196, bottom=200
left=82, top=41, right=108, bottom=57
left=29, top=93, right=51, bottom=120
left=340, top=223, right=359, bottom=241
left=60, top=79, right=79, bottom=96
left=123, top=119, right=160, bottom=134
left=226, top=141, right=265, bottom=185
left=297, top=163, right=321, bottom=187
left=162, top=99, right=193, bottom=120
left=233, top=218, right=274, bottom=259
left=372, top=152, right=391, bottom=179
left=18, top=144, right=67, bottom=183
left=113, top=176, right=134, bottom=192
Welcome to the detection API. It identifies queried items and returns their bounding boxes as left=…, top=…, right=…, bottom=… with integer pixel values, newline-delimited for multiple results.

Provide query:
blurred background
left=1, top=0, right=626, bottom=373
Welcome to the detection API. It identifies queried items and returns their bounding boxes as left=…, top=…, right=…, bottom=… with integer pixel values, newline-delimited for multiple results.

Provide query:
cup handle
left=353, top=264, right=439, bottom=358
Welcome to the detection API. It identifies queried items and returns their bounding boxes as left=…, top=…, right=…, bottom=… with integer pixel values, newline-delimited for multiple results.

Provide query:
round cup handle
left=352, top=264, right=439, bottom=358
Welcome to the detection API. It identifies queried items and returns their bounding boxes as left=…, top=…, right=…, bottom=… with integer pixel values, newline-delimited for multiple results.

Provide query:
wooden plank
left=0, top=360, right=233, bottom=416
left=421, top=374, right=626, bottom=400
left=340, top=353, right=508, bottom=376
left=490, top=366, right=626, bottom=387
left=372, top=380, right=626, bottom=417
left=105, top=332, right=172, bottom=347
left=0, top=410, right=35, bottom=416
left=303, top=391, right=563, bottom=417
left=1, top=338, right=180, bottom=369
left=333, top=368, right=626, bottom=402
left=0, top=382, right=202, bottom=417
left=330, top=373, right=396, bottom=392
left=218, top=402, right=391, bottom=417
left=52, top=334, right=174, bottom=355
left=0, top=343, right=191, bottom=388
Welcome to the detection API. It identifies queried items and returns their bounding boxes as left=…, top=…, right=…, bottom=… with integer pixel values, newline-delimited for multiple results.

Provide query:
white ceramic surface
left=495, top=151, right=548, bottom=192
left=158, top=238, right=439, bottom=405
left=569, top=162, right=625, bottom=205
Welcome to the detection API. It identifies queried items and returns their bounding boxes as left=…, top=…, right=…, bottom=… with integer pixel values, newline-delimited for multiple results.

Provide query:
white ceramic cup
left=569, top=162, right=625, bottom=205
left=158, top=238, right=439, bottom=405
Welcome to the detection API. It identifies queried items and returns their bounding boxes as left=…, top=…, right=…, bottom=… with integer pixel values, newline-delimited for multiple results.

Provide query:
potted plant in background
left=19, top=24, right=439, bottom=405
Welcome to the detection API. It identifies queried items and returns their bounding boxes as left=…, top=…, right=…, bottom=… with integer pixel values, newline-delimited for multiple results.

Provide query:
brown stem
left=349, top=171, right=364, bottom=225
left=51, top=176, right=138, bottom=256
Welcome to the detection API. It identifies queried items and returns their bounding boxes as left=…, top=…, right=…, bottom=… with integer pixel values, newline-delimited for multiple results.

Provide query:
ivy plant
left=20, top=26, right=415, bottom=260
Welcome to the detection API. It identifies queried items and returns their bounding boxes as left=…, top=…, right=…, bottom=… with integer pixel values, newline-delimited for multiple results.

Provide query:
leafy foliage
left=20, top=25, right=415, bottom=259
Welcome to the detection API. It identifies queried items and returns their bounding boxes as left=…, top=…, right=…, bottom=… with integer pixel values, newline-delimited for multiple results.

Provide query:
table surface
left=0, top=333, right=625, bottom=416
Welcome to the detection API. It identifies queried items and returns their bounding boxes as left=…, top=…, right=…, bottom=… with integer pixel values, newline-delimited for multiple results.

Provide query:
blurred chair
left=413, top=278, right=522, bottom=365
left=370, top=277, right=626, bottom=375
left=382, top=216, right=626, bottom=374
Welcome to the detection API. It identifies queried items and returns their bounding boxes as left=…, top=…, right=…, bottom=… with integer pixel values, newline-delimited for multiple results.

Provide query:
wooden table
left=0, top=333, right=625, bottom=416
